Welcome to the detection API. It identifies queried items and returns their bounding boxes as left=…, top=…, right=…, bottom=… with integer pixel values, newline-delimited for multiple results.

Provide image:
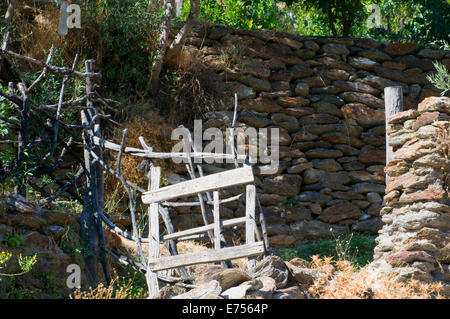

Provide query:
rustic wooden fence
left=143, top=164, right=264, bottom=297
left=0, top=31, right=269, bottom=296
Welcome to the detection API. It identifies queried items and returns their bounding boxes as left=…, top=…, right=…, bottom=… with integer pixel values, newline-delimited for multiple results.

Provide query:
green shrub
left=427, top=62, right=450, bottom=96
left=276, top=232, right=377, bottom=268
left=182, top=0, right=291, bottom=31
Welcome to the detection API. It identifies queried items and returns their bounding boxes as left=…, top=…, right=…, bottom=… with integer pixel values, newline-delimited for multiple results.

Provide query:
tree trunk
left=326, top=7, right=337, bottom=36
left=164, top=0, right=201, bottom=63
left=150, top=0, right=200, bottom=95
left=150, top=0, right=174, bottom=95
left=342, top=10, right=351, bottom=36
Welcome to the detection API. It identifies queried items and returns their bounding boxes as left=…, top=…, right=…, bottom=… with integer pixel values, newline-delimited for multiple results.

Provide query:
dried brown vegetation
left=308, top=256, right=446, bottom=299
left=70, top=275, right=145, bottom=299
left=103, top=109, right=176, bottom=209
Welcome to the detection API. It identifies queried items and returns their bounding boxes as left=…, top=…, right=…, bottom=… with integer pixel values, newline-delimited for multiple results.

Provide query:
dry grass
left=70, top=275, right=145, bottom=299
left=166, top=69, right=226, bottom=126
left=103, top=109, right=177, bottom=210
left=308, top=256, right=446, bottom=299
left=10, top=1, right=100, bottom=65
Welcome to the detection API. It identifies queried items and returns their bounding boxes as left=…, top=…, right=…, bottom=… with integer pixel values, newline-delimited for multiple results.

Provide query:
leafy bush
left=82, top=0, right=163, bottom=96
left=276, top=232, right=377, bottom=268
left=182, top=0, right=290, bottom=31
left=0, top=250, right=37, bottom=277
left=427, top=62, right=450, bottom=96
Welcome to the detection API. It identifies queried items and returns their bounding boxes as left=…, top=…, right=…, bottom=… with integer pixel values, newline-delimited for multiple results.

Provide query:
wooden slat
left=213, top=191, right=221, bottom=250
left=146, top=166, right=161, bottom=298
left=148, top=242, right=264, bottom=271
left=162, top=217, right=246, bottom=242
left=90, top=135, right=246, bottom=161
left=246, top=184, right=257, bottom=269
left=142, top=165, right=254, bottom=204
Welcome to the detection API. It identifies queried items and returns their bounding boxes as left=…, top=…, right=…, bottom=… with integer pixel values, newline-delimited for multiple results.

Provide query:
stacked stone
left=369, top=97, right=450, bottom=295
left=168, top=24, right=450, bottom=247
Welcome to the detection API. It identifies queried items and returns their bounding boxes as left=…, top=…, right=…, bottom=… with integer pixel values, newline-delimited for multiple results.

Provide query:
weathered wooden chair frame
left=142, top=164, right=264, bottom=297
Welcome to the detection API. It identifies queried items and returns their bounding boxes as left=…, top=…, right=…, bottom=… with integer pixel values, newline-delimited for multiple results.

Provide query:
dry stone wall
left=169, top=24, right=450, bottom=248
left=368, top=97, right=450, bottom=295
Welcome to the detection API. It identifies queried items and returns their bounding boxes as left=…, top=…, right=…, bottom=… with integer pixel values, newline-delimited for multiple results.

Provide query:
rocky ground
left=157, top=255, right=317, bottom=299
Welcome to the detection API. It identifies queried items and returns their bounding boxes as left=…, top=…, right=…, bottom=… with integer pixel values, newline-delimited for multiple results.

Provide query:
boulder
left=342, top=103, right=385, bottom=128
left=261, top=175, right=302, bottom=197
left=353, top=217, right=383, bottom=234
left=285, top=261, right=319, bottom=289
left=291, top=219, right=348, bottom=239
left=173, top=280, right=222, bottom=299
left=246, top=276, right=276, bottom=299
left=239, top=98, right=282, bottom=113
left=272, top=286, right=306, bottom=299
left=269, top=235, right=296, bottom=248
left=210, top=269, right=251, bottom=291
left=249, top=256, right=289, bottom=289
left=340, top=92, right=384, bottom=109
left=318, top=201, right=363, bottom=223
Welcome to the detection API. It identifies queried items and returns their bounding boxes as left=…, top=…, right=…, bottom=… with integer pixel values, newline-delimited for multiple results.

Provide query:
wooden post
left=79, top=61, right=99, bottom=286
left=246, top=183, right=257, bottom=269
left=384, top=86, right=403, bottom=183
left=213, top=191, right=221, bottom=250
left=79, top=60, right=111, bottom=286
left=147, top=166, right=161, bottom=298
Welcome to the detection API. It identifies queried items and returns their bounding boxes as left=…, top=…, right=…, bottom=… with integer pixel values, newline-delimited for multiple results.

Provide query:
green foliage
left=401, top=0, right=450, bottom=46
left=115, top=269, right=147, bottom=299
left=83, top=0, right=163, bottom=96
left=183, top=0, right=290, bottom=31
left=17, top=254, right=37, bottom=274
left=363, top=0, right=449, bottom=45
left=0, top=50, right=86, bottom=194
left=276, top=232, right=377, bottom=268
left=4, top=233, right=26, bottom=249
left=427, top=62, right=450, bottom=96
left=279, top=198, right=301, bottom=208
left=0, top=277, right=36, bottom=298
left=59, top=227, right=86, bottom=264
left=281, top=0, right=367, bottom=36
left=0, top=249, right=37, bottom=277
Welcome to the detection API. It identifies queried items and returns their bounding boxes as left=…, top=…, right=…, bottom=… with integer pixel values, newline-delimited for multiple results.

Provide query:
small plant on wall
left=427, top=62, right=450, bottom=96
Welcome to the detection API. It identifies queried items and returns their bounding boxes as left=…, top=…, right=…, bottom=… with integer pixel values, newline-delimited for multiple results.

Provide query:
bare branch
left=50, top=54, right=80, bottom=156
left=40, top=168, right=85, bottom=205
left=28, top=46, right=56, bottom=92
left=116, top=128, right=147, bottom=269
left=0, top=48, right=101, bottom=78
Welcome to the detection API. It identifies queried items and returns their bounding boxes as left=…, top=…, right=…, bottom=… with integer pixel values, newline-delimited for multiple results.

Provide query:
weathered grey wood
left=148, top=242, right=264, bottom=271
left=256, top=197, right=270, bottom=252
left=0, top=48, right=101, bottom=78
left=146, top=166, right=161, bottom=298
left=246, top=184, right=257, bottom=269
left=89, top=134, right=245, bottom=161
left=176, top=225, right=239, bottom=241
left=162, top=193, right=243, bottom=207
left=158, top=205, right=190, bottom=280
left=143, top=166, right=254, bottom=204
left=213, top=191, right=221, bottom=250
left=162, top=217, right=247, bottom=241
left=182, top=137, right=215, bottom=246
left=384, top=86, right=403, bottom=183
left=187, top=130, right=231, bottom=268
